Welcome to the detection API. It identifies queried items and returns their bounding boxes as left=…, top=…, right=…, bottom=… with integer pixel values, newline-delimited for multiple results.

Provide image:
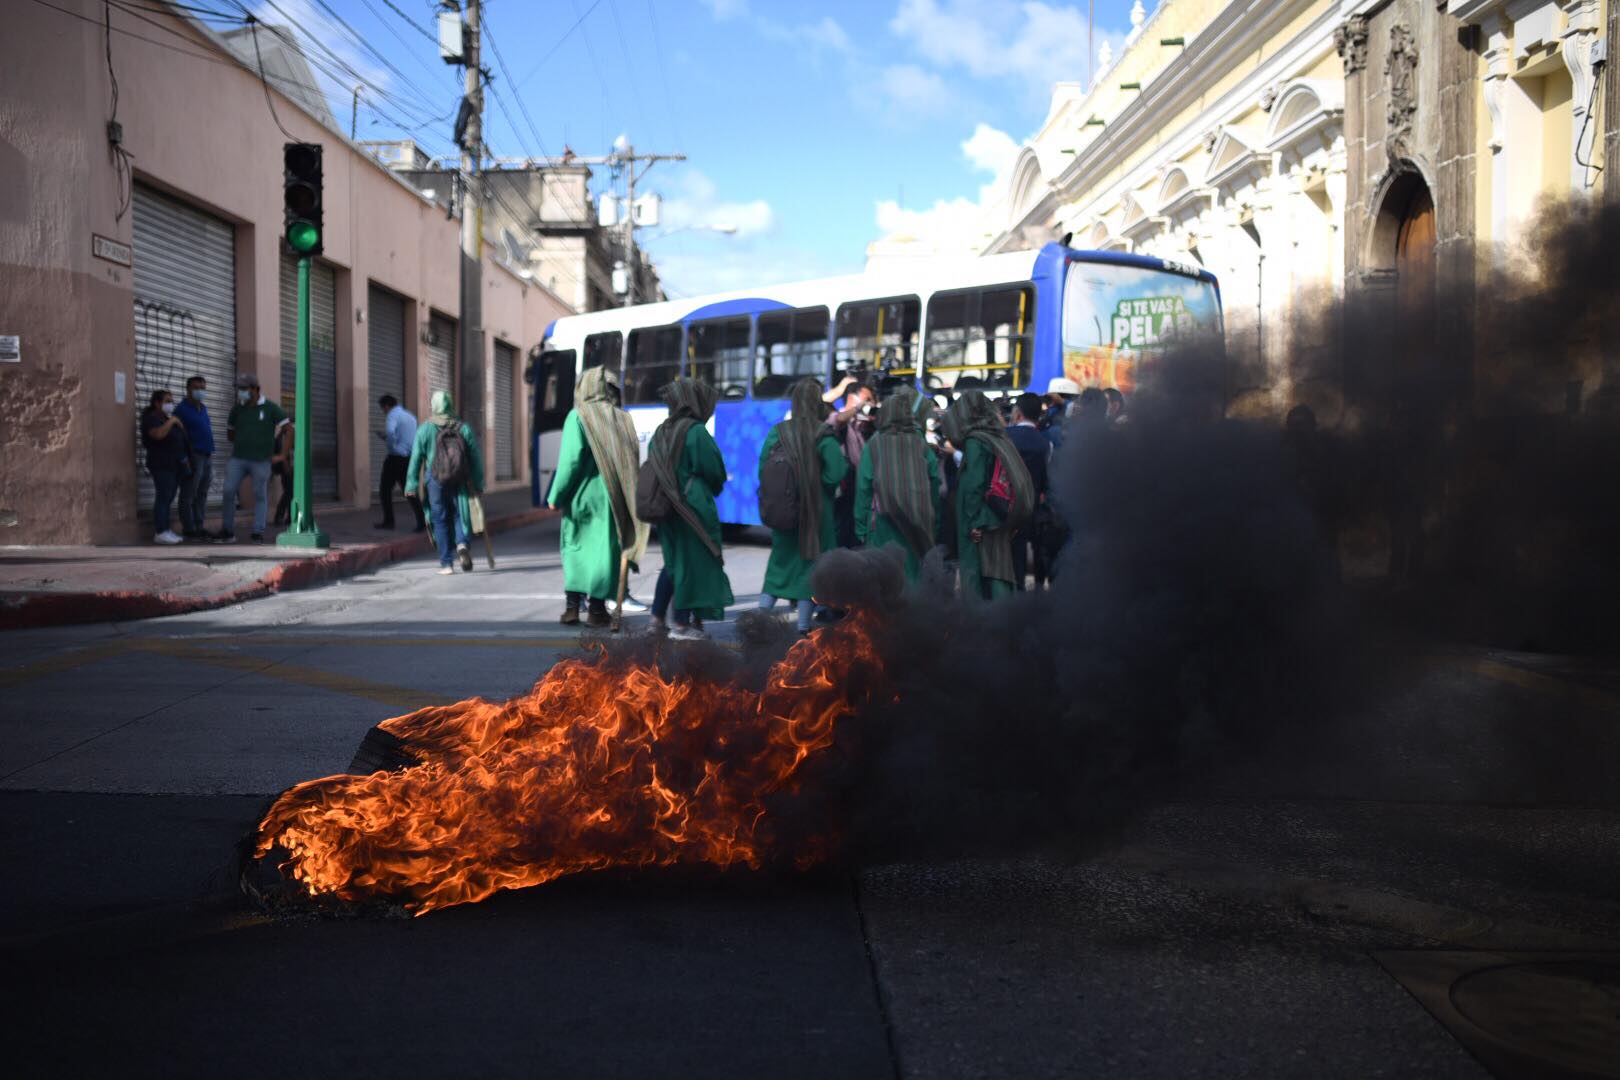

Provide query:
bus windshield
left=1061, top=260, right=1222, bottom=393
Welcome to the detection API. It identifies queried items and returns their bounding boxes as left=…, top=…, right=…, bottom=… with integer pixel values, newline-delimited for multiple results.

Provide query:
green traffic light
left=287, top=220, right=320, bottom=254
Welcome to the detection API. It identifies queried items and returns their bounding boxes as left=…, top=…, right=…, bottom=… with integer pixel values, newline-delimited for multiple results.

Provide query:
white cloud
left=871, top=122, right=1017, bottom=252
left=890, top=0, right=1104, bottom=96
left=873, top=63, right=954, bottom=115
left=702, top=2, right=854, bottom=56
left=659, top=169, right=775, bottom=235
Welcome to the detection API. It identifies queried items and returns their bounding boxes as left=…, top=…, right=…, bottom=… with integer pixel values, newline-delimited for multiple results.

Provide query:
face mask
left=190, top=388, right=206, bottom=402
left=238, top=389, right=252, bottom=404
left=161, top=402, right=176, bottom=415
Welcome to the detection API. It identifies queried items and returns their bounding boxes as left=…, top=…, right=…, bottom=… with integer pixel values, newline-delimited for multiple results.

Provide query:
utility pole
left=349, top=84, right=361, bottom=140
left=456, top=0, right=484, bottom=435
left=613, top=139, right=685, bottom=307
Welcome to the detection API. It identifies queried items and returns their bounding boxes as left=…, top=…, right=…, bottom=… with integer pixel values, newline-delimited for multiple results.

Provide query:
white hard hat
left=1045, top=377, right=1081, bottom=396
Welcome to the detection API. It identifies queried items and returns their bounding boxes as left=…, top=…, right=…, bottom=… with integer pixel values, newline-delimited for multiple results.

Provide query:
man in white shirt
left=376, top=395, right=425, bottom=531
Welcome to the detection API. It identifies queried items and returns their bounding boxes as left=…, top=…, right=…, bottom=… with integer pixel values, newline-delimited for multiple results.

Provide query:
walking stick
left=611, top=550, right=631, bottom=633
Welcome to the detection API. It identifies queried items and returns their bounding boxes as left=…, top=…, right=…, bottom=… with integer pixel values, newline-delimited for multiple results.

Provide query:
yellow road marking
left=0, top=641, right=133, bottom=690
left=1463, top=658, right=1620, bottom=714
left=136, top=641, right=459, bottom=711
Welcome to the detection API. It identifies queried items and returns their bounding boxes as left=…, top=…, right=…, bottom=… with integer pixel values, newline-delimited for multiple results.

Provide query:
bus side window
left=687, top=317, right=751, bottom=399
left=924, top=285, right=1033, bottom=391
left=625, top=325, right=681, bottom=405
left=754, top=306, right=830, bottom=398
left=533, top=349, right=576, bottom=433
left=834, top=297, right=920, bottom=387
left=583, top=332, right=622, bottom=374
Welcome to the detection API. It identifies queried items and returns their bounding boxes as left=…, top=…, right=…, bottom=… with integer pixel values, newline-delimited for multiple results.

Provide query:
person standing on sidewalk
left=548, top=367, right=646, bottom=627
left=406, top=389, right=485, bottom=575
left=140, top=389, right=189, bottom=545
left=375, top=395, right=425, bottom=532
left=217, top=373, right=289, bottom=545
left=757, top=378, right=846, bottom=635
left=647, top=377, right=732, bottom=640
left=172, top=375, right=215, bottom=540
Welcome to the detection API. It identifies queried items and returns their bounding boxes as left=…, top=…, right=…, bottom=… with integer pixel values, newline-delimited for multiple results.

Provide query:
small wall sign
left=0, top=335, right=19, bottom=363
left=92, top=234, right=133, bottom=267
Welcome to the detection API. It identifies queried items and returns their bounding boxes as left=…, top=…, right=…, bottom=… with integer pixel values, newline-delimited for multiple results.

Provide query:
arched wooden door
left=1394, top=183, right=1436, bottom=360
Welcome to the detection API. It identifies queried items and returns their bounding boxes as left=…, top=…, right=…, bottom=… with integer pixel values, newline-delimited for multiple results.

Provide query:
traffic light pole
left=278, top=255, right=328, bottom=549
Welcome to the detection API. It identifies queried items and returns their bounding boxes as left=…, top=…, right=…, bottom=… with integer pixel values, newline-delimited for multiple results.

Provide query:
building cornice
left=1051, top=0, right=1337, bottom=194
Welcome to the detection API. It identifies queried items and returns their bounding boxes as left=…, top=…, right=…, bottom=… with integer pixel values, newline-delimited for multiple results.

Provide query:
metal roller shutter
left=494, top=340, right=516, bottom=481
left=131, top=185, right=236, bottom=513
left=279, top=254, right=340, bottom=503
left=425, top=312, right=455, bottom=402
left=367, top=284, right=407, bottom=491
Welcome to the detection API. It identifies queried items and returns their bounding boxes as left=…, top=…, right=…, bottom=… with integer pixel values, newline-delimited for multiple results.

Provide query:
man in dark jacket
left=1006, top=392, right=1051, bottom=590
left=172, top=375, right=216, bottom=539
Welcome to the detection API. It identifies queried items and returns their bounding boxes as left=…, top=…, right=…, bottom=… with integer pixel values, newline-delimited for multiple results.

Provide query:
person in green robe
left=648, top=377, right=734, bottom=640
left=939, top=390, right=1035, bottom=599
left=854, top=385, right=943, bottom=582
left=406, top=389, right=485, bottom=574
left=547, top=366, right=649, bottom=627
left=758, top=378, right=848, bottom=634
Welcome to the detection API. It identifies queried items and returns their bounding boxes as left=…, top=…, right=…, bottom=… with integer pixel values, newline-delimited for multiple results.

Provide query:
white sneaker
left=620, top=594, right=649, bottom=614
left=154, top=530, right=183, bottom=545
left=668, top=624, right=709, bottom=642
left=436, top=566, right=455, bottom=575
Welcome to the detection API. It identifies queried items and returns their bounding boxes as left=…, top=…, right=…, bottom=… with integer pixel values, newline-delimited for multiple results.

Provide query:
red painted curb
left=0, top=508, right=554, bottom=631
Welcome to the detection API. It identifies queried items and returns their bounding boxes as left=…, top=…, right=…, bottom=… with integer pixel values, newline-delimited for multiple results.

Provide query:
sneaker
left=212, top=532, right=236, bottom=544
left=620, top=593, right=649, bottom=614
left=436, top=566, right=455, bottom=576
left=250, top=533, right=265, bottom=544
left=668, top=624, right=709, bottom=642
left=458, top=544, right=472, bottom=572
left=154, top=530, right=183, bottom=545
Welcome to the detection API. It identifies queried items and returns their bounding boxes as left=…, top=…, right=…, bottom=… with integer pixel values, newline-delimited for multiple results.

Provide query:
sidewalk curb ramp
left=0, top=508, right=554, bottom=631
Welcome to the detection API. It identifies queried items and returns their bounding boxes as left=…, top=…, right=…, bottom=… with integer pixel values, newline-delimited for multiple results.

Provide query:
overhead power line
left=513, top=0, right=604, bottom=90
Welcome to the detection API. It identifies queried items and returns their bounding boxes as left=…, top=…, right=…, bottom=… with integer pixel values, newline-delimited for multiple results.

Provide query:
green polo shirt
left=226, top=397, right=289, bottom=461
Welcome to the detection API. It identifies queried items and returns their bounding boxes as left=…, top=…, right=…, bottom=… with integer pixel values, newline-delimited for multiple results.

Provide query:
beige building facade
left=0, top=1, right=571, bottom=545
left=888, top=0, right=1610, bottom=420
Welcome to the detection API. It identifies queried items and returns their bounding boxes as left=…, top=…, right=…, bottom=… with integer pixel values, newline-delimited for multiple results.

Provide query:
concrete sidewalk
left=0, top=485, right=550, bottom=630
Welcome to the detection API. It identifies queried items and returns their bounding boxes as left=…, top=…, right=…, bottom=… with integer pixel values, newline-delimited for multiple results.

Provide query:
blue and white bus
left=530, top=242, right=1221, bottom=526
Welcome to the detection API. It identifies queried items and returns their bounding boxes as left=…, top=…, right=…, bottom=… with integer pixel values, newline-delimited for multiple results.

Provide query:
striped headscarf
left=777, top=377, right=830, bottom=561
left=941, top=390, right=1036, bottom=586
left=650, top=377, right=721, bottom=558
left=872, top=385, right=936, bottom=559
left=575, top=365, right=648, bottom=564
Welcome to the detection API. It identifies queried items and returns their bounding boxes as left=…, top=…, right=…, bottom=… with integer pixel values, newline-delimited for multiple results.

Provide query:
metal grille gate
left=425, top=312, right=455, bottom=402
left=494, top=340, right=516, bottom=481
left=367, top=284, right=408, bottom=492
left=279, top=254, right=340, bottom=502
left=131, top=184, right=236, bottom=514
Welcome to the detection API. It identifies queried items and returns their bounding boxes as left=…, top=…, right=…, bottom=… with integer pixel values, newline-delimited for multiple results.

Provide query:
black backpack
left=432, top=425, right=472, bottom=487
left=758, top=435, right=800, bottom=532
left=635, top=459, right=673, bottom=523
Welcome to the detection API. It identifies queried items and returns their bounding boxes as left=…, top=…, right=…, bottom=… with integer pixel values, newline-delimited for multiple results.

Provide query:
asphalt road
left=3, top=516, right=1618, bottom=1078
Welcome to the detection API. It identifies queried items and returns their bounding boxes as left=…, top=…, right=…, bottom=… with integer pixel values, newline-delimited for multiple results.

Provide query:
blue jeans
left=178, top=452, right=212, bottom=534
left=426, top=476, right=468, bottom=567
left=651, top=566, right=695, bottom=626
left=150, top=467, right=180, bottom=535
left=221, top=457, right=271, bottom=536
left=759, top=594, right=813, bottom=632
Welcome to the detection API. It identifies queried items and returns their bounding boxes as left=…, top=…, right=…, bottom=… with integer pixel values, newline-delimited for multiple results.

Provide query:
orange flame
left=251, top=617, right=885, bottom=915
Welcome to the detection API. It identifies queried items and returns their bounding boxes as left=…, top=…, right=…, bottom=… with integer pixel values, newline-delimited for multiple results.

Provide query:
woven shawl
left=941, top=390, right=1036, bottom=584
left=649, top=377, right=721, bottom=559
left=575, top=365, right=649, bottom=564
left=872, top=385, right=936, bottom=559
left=776, top=377, right=830, bottom=561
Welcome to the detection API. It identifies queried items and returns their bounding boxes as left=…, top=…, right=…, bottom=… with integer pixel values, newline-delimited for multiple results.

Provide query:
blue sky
left=253, top=0, right=1139, bottom=297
